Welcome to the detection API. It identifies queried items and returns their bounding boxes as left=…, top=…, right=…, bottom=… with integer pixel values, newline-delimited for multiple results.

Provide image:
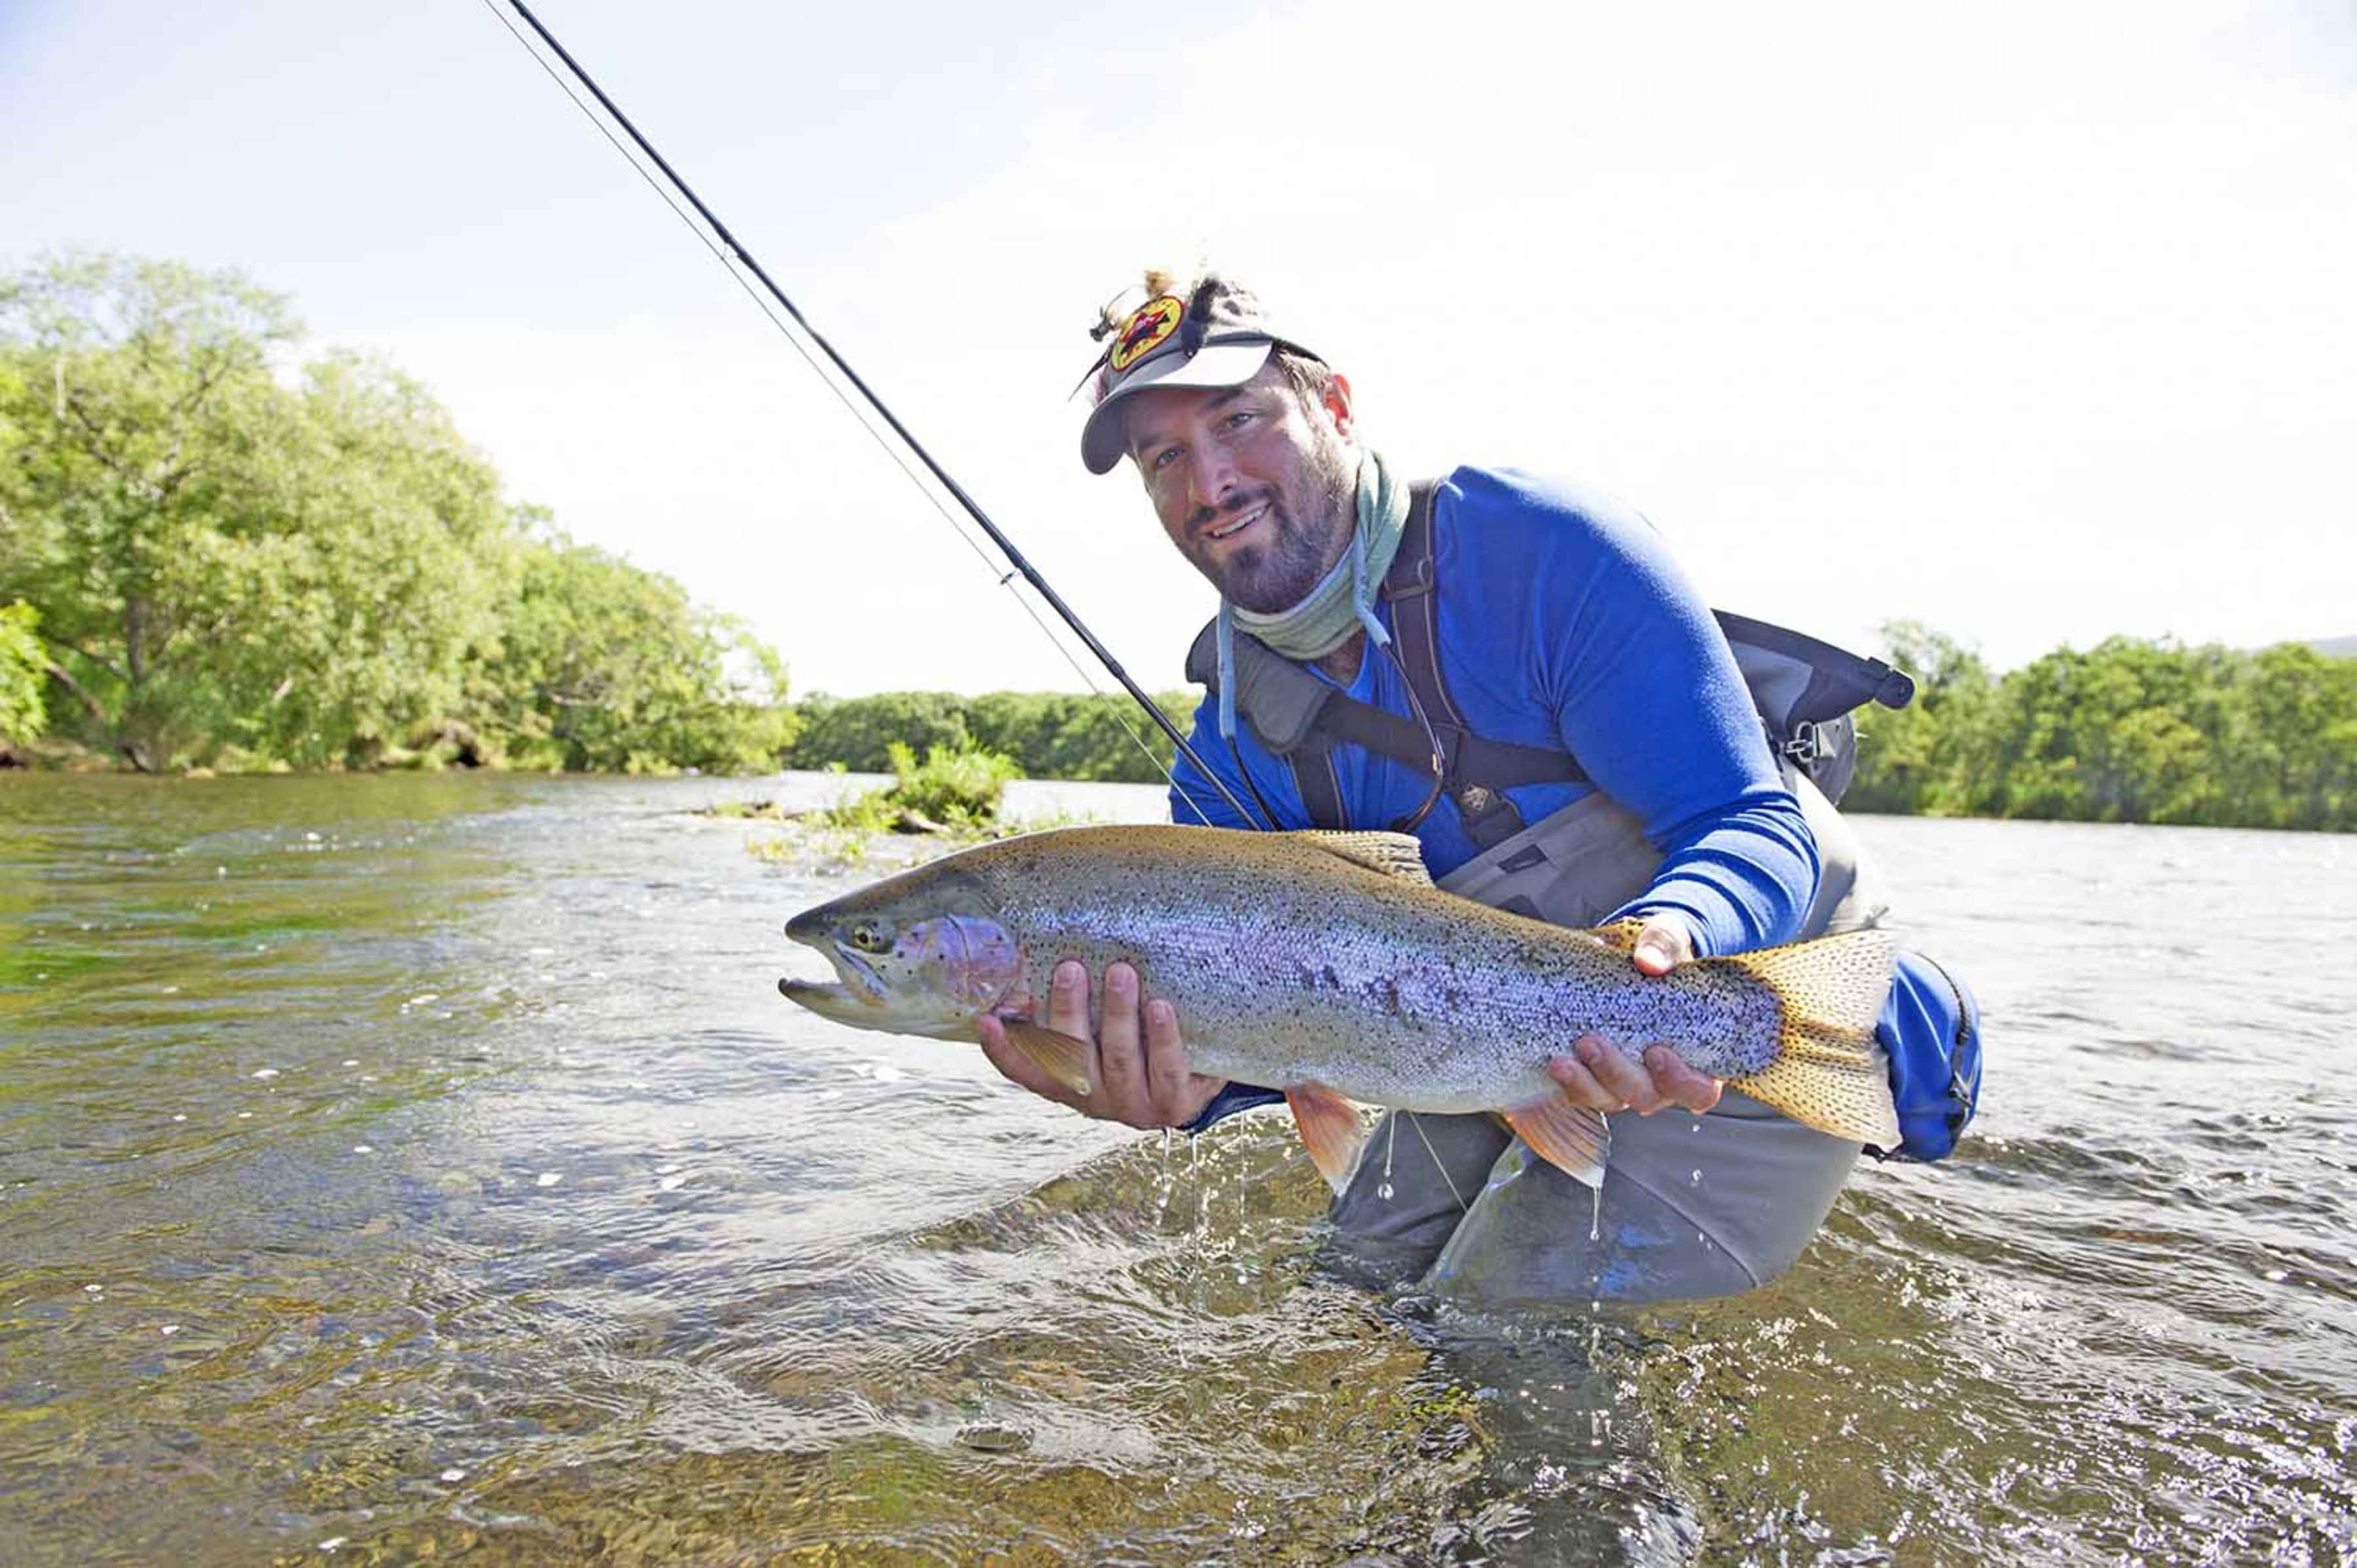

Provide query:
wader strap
left=1382, top=483, right=1531, bottom=851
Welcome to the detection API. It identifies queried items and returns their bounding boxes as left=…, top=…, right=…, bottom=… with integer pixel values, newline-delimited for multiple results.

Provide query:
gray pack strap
left=1385, top=482, right=1530, bottom=850
left=1713, top=610, right=1915, bottom=727
left=1180, top=620, right=1356, bottom=828
left=1184, top=617, right=1579, bottom=829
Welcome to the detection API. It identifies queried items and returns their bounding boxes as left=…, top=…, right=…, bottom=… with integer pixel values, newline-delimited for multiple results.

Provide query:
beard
left=1188, top=441, right=1357, bottom=613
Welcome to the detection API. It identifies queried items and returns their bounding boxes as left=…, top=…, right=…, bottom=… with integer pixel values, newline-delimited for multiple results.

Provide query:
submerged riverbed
left=2, top=772, right=2352, bottom=1562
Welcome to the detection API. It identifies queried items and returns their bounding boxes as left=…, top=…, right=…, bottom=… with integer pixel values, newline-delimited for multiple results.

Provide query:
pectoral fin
left=1285, top=1082, right=1369, bottom=1194
left=1501, top=1088, right=1610, bottom=1188
left=996, top=1020, right=1094, bottom=1098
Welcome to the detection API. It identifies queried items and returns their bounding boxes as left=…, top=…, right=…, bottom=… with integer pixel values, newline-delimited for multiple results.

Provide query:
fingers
left=1093, top=962, right=1145, bottom=1111
left=1545, top=1036, right=1721, bottom=1116
left=1643, top=1044, right=1724, bottom=1114
left=1548, top=1034, right=1672, bottom=1113
left=1139, top=996, right=1190, bottom=1112
left=1103, top=964, right=1222, bottom=1128
left=985, top=960, right=1216, bottom=1130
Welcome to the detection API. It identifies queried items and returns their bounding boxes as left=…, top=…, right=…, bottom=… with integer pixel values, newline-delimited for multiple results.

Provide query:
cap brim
left=1080, top=339, right=1275, bottom=475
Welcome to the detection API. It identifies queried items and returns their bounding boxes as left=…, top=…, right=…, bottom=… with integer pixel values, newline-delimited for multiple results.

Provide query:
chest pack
left=1183, top=480, right=1981, bottom=1162
left=1186, top=484, right=1919, bottom=848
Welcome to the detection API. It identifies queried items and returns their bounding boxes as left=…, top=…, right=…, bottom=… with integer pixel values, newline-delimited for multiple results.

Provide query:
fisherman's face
left=1124, top=363, right=1358, bottom=614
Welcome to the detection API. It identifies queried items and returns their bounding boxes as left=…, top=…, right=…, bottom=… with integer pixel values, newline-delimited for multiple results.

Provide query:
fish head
left=777, top=866, right=1022, bottom=1040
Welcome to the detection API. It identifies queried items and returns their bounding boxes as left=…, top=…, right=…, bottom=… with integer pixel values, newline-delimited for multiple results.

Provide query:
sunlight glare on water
left=1, top=773, right=2352, bottom=1561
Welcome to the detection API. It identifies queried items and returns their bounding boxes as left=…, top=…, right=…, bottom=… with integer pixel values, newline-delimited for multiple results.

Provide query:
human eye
left=1151, top=444, right=1183, bottom=471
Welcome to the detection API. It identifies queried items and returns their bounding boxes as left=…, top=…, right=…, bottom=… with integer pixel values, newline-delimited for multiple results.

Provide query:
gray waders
left=1327, top=765, right=1890, bottom=1305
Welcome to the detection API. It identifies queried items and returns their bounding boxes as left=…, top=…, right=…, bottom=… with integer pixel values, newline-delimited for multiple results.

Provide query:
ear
left=1320, top=372, right=1357, bottom=441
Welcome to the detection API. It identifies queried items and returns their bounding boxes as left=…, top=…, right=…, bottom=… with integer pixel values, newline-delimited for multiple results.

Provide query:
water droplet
left=160, top=1324, right=182, bottom=1336
left=440, top=1468, right=467, bottom=1482
left=352, top=1145, right=374, bottom=1155
left=1690, top=1168, right=1702, bottom=1185
left=83, top=1283, right=103, bottom=1294
left=251, top=1068, right=279, bottom=1080
left=1378, top=1182, right=1395, bottom=1201
left=536, top=1172, right=562, bottom=1188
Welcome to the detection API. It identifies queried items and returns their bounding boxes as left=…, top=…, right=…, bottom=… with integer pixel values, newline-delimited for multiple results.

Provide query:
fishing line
left=479, top=0, right=1265, bottom=830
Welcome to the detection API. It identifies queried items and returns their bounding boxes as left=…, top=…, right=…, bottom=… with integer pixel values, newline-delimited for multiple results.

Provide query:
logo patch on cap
left=1108, top=295, right=1184, bottom=373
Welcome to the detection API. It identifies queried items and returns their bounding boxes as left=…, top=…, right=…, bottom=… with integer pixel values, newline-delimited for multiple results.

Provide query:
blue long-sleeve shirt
left=1168, top=466, right=1818, bottom=959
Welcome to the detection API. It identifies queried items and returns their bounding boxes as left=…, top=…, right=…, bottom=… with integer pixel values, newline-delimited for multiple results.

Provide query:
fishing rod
left=483, top=0, right=1267, bottom=831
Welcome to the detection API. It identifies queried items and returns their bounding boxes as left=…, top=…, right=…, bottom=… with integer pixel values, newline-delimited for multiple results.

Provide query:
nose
left=784, top=904, right=830, bottom=945
left=1184, top=443, right=1243, bottom=517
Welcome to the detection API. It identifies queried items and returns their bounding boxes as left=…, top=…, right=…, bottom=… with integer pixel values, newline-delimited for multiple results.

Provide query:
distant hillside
left=2312, top=636, right=2357, bottom=659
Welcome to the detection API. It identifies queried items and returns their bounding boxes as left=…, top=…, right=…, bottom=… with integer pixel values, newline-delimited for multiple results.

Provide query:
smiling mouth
left=1203, top=501, right=1269, bottom=543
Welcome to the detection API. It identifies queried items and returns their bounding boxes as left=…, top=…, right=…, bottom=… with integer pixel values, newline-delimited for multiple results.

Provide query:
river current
left=1, top=772, right=2350, bottom=1563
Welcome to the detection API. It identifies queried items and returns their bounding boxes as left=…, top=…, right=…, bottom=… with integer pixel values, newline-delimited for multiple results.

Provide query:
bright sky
left=5, top=0, right=2352, bottom=697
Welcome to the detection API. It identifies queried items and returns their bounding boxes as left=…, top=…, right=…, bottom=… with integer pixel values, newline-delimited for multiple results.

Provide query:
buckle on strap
left=1783, top=720, right=1821, bottom=765
left=1381, top=549, right=1436, bottom=600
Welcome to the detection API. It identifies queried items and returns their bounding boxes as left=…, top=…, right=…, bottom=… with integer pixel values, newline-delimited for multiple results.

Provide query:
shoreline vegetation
left=4, top=254, right=2350, bottom=832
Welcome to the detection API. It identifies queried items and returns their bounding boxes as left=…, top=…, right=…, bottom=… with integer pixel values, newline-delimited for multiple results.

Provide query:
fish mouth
left=777, top=930, right=888, bottom=1011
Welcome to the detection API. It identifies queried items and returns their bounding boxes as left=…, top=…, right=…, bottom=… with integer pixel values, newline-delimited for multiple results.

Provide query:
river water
left=1, top=772, right=2350, bottom=1563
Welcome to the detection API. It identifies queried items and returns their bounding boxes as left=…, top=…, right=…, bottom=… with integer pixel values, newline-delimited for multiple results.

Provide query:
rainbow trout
left=777, top=824, right=1899, bottom=1189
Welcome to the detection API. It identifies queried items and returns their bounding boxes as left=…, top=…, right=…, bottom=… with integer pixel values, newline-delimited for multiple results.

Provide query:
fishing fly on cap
left=1075, top=270, right=1326, bottom=475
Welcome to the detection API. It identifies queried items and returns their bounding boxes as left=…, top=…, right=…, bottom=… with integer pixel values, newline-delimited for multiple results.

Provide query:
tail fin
left=1720, top=928, right=1902, bottom=1151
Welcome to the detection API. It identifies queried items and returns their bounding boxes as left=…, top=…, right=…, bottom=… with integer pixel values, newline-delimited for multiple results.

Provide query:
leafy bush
left=885, top=739, right=1020, bottom=826
left=0, top=600, right=45, bottom=744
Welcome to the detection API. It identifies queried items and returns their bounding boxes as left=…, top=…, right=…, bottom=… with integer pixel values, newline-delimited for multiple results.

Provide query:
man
left=979, top=272, right=1882, bottom=1303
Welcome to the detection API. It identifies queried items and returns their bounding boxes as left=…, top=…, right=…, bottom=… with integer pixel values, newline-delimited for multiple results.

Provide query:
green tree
left=0, top=253, right=510, bottom=769
left=787, top=691, right=972, bottom=773
left=469, top=523, right=792, bottom=773
left=0, top=600, right=45, bottom=746
left=1846, top=621, right=1995, bottom=815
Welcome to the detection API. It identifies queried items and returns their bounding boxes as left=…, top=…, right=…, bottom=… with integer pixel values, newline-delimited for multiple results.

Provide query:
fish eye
left=847, top=921, right=890, bottom=952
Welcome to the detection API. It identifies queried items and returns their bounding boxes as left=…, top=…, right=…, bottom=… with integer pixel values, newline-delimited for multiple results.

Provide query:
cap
left=1076, top=275, right=1320, bottom=475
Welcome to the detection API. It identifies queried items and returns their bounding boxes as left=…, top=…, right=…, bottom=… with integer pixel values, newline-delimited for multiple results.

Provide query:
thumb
left=1632, top=917, right=1691, bottom=976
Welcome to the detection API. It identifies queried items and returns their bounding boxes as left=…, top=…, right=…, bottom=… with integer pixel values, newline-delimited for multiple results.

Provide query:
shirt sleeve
left=1522, top=484, right=1820, bottom=957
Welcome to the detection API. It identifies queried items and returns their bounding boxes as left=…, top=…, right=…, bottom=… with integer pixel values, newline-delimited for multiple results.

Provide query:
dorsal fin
left=1286, top=830, right=1433, bottom=885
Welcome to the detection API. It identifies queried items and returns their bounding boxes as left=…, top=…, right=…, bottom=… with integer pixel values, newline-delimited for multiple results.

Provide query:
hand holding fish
left=1544, top=914, right=1725, bottom=1116
left=977, top=959, right=1227, bottom=1129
